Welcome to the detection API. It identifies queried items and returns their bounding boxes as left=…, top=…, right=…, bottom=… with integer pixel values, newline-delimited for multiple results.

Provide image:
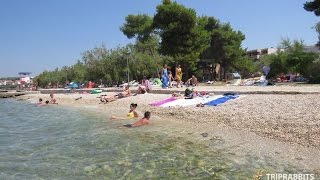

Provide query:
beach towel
left=149, top=97, right=177, bottom=106
left=204, top=95, right=239, bottom=106
left=161, top=95, right=223, bottom=107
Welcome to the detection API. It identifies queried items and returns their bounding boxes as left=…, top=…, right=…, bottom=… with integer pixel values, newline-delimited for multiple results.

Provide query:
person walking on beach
left=175, top=64, right=182, bottom=88
left=118, top=111, right=151, bottom=128
left=161, top=64, right=169, bottom=89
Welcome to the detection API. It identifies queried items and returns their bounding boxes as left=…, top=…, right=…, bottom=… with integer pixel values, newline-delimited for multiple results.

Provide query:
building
left=302, top=45, right=320, bottom=53
left=246, top=47, right=284, bottom=60
left=18, top=72, right=32, bottom=85
left=247, top=45, right=320, bottom=61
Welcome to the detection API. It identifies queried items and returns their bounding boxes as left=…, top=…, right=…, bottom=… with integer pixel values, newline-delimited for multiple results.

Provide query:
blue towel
left=204, top=95, right=239, bottom=106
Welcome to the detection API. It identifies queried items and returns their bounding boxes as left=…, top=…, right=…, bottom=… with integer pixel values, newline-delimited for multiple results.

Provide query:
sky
left=0, top=0, right=318, bottom=77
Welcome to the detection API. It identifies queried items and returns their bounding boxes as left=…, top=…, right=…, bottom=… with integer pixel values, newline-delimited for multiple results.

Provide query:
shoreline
left=17, top=90, right=320, bottom=173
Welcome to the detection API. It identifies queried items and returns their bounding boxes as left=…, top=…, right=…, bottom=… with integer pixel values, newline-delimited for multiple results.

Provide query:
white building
left=246, top=47, right=284, bottom=60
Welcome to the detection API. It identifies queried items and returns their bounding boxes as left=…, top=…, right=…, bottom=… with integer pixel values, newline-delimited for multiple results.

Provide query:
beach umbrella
left=69, top=82, right=79, bottom=88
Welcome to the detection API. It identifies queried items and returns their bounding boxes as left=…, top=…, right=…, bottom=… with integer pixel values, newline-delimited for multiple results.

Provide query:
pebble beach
left=19, top=84, right=320, bottom=174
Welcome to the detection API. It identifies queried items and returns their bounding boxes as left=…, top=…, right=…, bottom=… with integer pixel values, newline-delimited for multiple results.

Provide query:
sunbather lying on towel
left=99, top=85, right=131, bottom=103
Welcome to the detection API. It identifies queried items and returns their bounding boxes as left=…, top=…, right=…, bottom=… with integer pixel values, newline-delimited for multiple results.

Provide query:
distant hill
left=0, top=77, right=20, bottom=80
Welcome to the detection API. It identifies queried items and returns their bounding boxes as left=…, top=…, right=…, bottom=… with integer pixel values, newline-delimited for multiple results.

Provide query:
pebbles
left=24, top=91, right=320, bottom=148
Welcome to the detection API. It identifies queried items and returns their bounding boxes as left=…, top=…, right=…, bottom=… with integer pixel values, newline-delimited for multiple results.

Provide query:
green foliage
left=307, top=61, right=320, bottom=83
left=281, top=39, right=318, bottom=76
left=256, top=39, right=320, bottom=82
left=304, top=0, right=320, bottom=16
left=265, top=53, right=288, bottom=79
left=233, top=57, right=256, bottom=78
left=35, top=42, right=167, bottom=88
left=120, top=14, right=153, bottom=42
left=304, top=1, right=320, bottom=47
left=313, top=22, right=320, bottom=47
left=200, top=18, right=246, bottom=79
left=35, top=1, right=255, bottom=85
left=153, top=1, right=211, bottom=77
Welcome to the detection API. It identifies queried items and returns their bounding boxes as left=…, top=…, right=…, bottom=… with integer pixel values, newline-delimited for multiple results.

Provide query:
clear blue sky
left=0, top=0, right=318, bottom=77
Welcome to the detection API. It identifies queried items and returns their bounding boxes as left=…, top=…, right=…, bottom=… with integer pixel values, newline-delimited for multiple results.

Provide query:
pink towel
left=149, top=97, right=177, bottom=106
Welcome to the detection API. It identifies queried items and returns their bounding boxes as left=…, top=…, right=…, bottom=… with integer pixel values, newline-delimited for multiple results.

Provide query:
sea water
left=0, top=99, right=311, bottom=179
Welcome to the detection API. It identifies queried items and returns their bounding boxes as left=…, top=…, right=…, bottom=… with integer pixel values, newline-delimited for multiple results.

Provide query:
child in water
left=37, top=98, right=43, bottom=105
left=119, top=111, right=151, bottom=128
left=111, top=103, right=138, bottom=120
left=38, top=100, right=50, bottom=106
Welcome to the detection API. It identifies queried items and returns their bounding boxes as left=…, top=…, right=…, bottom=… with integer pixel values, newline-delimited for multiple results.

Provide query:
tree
left=261, top=53, right=288, bottom=79
left=70, top=61, right=87, bottom=83
left=279, top=38, right=317, bottom=76
left=120, top=13, right=166, bottom=79
left=133, top=36, right=164, bottom=78
left=258, top=38, right=319, bottom=81
left=304, top=0, right=320, bottom=16
left=153, top=1, right=211, bottom=79
left=120, top=14, right=154, bottom=42
left=314, top=22, right=320, bottom=47
left=304, top=1, right=320, bottom=47
left=200, top=17, right=246, bottom=80
left=233, top=57, right=256, bottom=78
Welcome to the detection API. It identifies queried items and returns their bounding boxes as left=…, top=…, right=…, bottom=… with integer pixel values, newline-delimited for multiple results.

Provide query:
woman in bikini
left=111, top=103, right=138, bottom=120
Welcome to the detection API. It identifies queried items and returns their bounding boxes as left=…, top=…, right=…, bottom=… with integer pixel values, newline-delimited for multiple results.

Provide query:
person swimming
left=38, top=100, right=50, bottom=106
left=37, top=98, right=43, bottom=105
left=119, top=111, right=151, bottom=128
left=111, top=103, right=138, bottom=120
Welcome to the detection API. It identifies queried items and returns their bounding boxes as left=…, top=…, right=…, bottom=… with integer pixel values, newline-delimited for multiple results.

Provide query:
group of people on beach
left=37, top=94, right=58, bottom=106
left=99, top=76, right=153, bottom=104
left=161, top=64, right=183, bottom=88
left=161, top=64, right=198, bottom=88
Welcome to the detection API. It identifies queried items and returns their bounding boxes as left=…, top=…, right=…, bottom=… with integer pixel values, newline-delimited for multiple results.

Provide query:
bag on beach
left=184, top=88, right=193, bottom=98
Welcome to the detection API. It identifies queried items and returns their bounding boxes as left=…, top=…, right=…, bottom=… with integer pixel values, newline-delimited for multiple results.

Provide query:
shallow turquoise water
left=0, top=99, right=313, bottom=179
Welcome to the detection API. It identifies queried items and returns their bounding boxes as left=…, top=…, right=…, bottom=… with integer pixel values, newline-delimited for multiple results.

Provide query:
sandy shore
left=19, top=87, right=320, bottom=173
